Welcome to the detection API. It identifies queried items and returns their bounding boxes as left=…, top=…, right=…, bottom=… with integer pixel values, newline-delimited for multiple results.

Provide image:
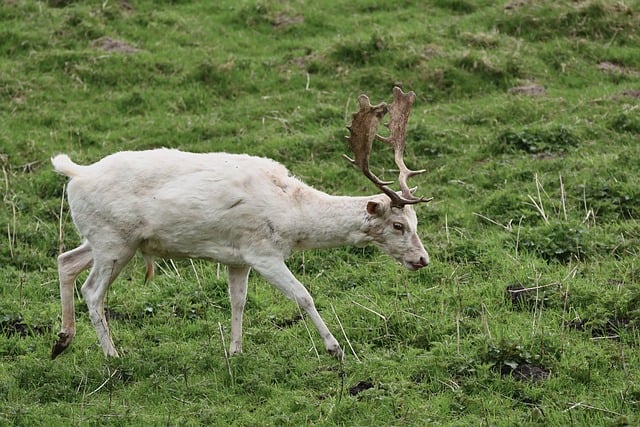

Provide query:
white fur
left=51, top=148, right=429, bottom=359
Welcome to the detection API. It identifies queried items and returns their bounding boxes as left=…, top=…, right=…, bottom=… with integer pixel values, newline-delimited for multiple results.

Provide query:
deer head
left=345, top=86, right=432, bottom=209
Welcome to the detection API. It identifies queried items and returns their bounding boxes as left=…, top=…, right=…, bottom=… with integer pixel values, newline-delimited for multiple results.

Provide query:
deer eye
left=392, top=222, right=405, bottom=233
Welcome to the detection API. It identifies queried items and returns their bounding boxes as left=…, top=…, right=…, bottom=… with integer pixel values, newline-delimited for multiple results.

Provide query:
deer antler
left=376, top=87, right=429, bottom=203
left=344, top=95, right=392, bottom=185
left=345, top=87, right=432, bottom=208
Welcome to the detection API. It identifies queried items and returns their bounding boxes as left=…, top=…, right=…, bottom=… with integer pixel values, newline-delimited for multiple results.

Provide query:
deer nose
left=409, top=256, right=429, bottom=270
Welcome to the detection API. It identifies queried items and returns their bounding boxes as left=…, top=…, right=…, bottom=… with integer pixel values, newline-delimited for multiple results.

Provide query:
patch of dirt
left=105, top=306, right=156, bottom=323
left=105, top=307, right=129, bottom=322
left=616, top=89, right=640, bottom=99
left=20, top=160, right=40, bottom=173
left=349, top=380, right=374, bottom=396
left=47, top=0, right=74, bottom=7
left=506, top=284, right=530, bottom=306
left=48, top=0, right=133, bottom=11
left=505, top=283, right=558, bottom=309
left=272, top=12, right=304, bottom=30
left=281, top=52, right=317, bottom=72
left=597, top=62, right=638, bottom=77
left=91, top=37, right=140, bottom=54
left=567, top=317, right=633, bottom=338
left=502, top=363, right=550, bottom=382
left=119, top=0, right=134, bottom=14
left=509, top=84, right=546, bottom=96
left=1, top=314, right=50, bottom=337
left=504, top=0, right=530, bottom=10
left=271, top=313, right=304, bottom=328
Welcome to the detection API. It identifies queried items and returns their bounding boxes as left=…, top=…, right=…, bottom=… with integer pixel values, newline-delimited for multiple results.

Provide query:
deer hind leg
left=251, top=258, right=344, bottom=360
left=80, top=245, right=136, bottom=358
left=142, top=253, right=155, bottom=283
left=52, top=241, right=94, bottom=359
left=228, top=264, right=251, bottom=355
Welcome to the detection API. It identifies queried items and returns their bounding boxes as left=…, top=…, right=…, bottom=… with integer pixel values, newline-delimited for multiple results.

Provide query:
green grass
left=2, top=0, right=640, bottom=425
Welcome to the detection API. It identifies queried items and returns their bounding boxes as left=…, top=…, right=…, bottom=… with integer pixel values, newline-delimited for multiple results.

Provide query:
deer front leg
left=251, top=258, right=344, bottom=360
left=52, top=241, right=93, bottom=359
left=228, top=264, right=251, bottom=355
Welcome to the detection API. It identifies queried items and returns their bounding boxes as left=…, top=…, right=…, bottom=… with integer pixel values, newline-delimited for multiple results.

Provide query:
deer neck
left=293, top=192, right=373, bottom=250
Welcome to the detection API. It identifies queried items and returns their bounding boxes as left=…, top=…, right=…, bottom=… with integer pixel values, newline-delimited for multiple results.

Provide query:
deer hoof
left=51, top=331, right=73, bottom=360
left=328, top=345, right=345, bottom=361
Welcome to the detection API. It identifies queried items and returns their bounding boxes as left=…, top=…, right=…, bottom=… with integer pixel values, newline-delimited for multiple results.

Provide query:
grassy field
left=2, top=0, right=640, bottom=425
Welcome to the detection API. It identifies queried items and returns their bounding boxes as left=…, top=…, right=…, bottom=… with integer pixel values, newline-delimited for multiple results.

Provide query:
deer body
left=52, top=148, right=429, bottom=359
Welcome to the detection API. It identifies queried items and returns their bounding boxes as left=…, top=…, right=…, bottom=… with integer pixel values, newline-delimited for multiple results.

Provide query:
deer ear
left=366, top=200, right=388, bottom=216
left=366, top=201, right=380, bottom=215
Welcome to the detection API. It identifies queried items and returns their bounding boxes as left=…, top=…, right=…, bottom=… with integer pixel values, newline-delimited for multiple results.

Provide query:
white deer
left=51, top=87, right=431, bottom=360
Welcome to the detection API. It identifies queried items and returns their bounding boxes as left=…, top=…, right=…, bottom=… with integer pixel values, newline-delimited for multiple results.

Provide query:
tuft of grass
left=433, top=0, right=478, bottom=15
left=332, top=32, right=390, bottom=66
left=492, top=127, right=580, bottom=155
left=577, top=179, right=640, bottom=221
left=496, top=1, right=640, bottom=43
left=609, top=113, right=640, bottom=134
left=519, top=221, right=590, bottom=263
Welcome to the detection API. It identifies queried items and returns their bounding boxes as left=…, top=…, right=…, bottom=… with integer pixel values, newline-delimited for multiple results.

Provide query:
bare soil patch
left=504, top=363, right=551, bottom=382
left=504, top=0, right=530, bottom=11
left=272, top=12, right=304, bottom=30
left=509, top=84, right=546, bottom=96
left=617, top=89, right=640, bottom=99
left=597, top=61, right=638, bottom=77
left=349, top=380, right=374, bottom=396
left=1, top=314, right=50, bottom=337
left=91, top=37, right=140, bottom=53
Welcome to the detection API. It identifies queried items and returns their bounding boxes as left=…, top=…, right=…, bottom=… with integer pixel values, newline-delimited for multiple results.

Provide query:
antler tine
left=375, top=86, right=431, bottom=205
